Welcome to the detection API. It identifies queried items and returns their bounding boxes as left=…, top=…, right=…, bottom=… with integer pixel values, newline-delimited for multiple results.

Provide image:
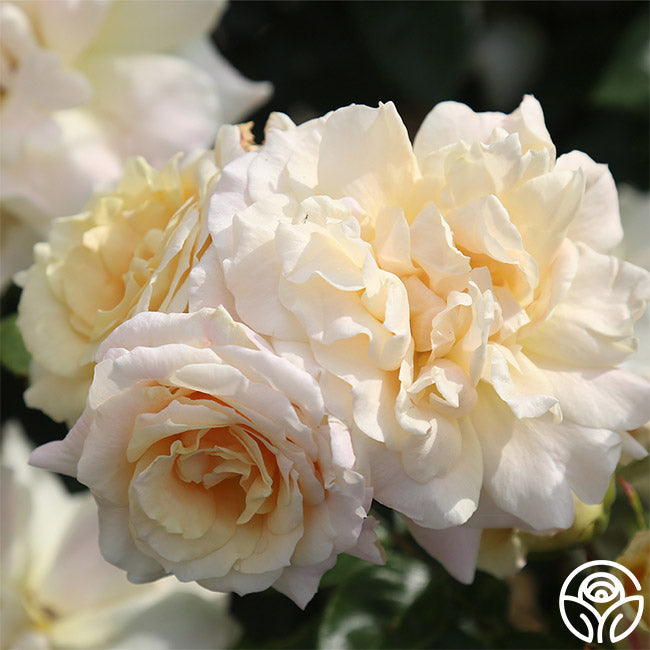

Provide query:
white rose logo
left=559, top=559, right=644, bottom=644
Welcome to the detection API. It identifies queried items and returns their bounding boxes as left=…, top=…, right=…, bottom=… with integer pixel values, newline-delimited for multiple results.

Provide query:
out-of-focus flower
left=17, top=126, right=247, bottom=424
left=616, top=185, right=650, bottom=380
left=596, top=530, right=650, bottom=650
left=614, top=530, right=650, bottom=626
left=0, top=0, right=271, bottom=286
left=1, top=421, right=241, bottom=649
left=31, top=308, right=383, bottom=608
left=204, top=97, right=650, bottom=582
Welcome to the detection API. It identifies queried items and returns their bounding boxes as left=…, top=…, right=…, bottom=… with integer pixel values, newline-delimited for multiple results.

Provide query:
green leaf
left=318, top=553, right=431, bottom=650
left=591, top=7, right=650, bottom=113
left=319, top=553, right=370, bottom=589
left=1, top=314, right=30, bottom=376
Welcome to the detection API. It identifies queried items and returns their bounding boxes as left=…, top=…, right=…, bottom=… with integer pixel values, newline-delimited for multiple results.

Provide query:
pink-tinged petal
left=217, top=345, right=325, bottom=427
left=557, top=151, right=623, bottom=252
left=346, top=516, right=386, bottom=565
left=77, top=388, right=166, bottom=504
left=198, top=568, right=284, bottom=598
left=88, top=346, right=218, bottom=410
left=404, top=519, right=482, bottom=584
left=29, top=408, right=93, bottom=477
left=97, top=505, right=166, bottom=582
left=187, top=239, right=237, bottom=315
left=273, top=556, right=338, bottom=609
left=96, top=308, right=243, bottom=359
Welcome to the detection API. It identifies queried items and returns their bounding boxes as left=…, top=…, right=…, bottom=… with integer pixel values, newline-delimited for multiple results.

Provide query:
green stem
left=617, top=475, right=647, bottom=530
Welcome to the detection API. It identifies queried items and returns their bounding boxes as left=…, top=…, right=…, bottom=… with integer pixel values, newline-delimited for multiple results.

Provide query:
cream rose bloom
left=0, top=0, right=271, bottom=286
left=17, top=127, right=248, bottom=424
left=1, top=421, right=240, bottom=649
left=204, top=97, right=650, bottom=581
left=30, top=307, right=382, bottom=608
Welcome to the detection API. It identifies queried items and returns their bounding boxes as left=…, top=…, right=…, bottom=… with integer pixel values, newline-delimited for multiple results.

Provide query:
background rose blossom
left=16, top=127, right=248, bottom=424
left=0, top=0, right=271, bottom=287
left=1, top=421, right=241, bottom=650
left=31, top=308, right=382, bottom=608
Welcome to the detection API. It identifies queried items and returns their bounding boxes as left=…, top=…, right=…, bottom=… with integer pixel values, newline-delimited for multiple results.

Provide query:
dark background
left=218, top=1, right=649, bottom=189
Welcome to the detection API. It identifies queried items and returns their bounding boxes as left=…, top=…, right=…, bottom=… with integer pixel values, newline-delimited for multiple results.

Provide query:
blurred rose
left=0, top=0, right=271, bottom=286
left=595, top=530, right=650, bottom=650
left=31, top=308, right=382, bottom=608
left=616, top=185, right=650, bottom=380
left=17, top=127, right=246, bottom=424
left=1, top=421, right=240, bottom=649
left=614, top=530, right=650, bottom=628
left=205, top=97, right=650, bottom=582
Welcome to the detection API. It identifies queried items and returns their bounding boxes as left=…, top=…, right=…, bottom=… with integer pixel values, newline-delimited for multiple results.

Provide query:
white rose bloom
left=17, top=126, right=247, bottom=424
left=31, top=307, right=382, bottom=608
left=0, top=0, right=271, bottom=286
left=1, top=421, right=241, bottom=649
left=203, top=97, right=650, bottom=581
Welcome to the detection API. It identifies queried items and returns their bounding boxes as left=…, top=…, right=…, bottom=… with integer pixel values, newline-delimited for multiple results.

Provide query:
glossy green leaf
left=318, top=553, right=431, bottom=650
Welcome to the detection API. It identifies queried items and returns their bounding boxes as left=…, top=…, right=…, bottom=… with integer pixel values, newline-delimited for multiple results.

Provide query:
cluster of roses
left=21, top=97, right=650, bottom=608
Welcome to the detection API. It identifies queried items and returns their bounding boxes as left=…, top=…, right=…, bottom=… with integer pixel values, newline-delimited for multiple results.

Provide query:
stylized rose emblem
left=559, top=559, right=644, bottom=644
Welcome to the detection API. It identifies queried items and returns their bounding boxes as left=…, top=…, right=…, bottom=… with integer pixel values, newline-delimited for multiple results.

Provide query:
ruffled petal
left=317, top=102, right=421, bottom=216
left=558, top=150, right=623, bottom=252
